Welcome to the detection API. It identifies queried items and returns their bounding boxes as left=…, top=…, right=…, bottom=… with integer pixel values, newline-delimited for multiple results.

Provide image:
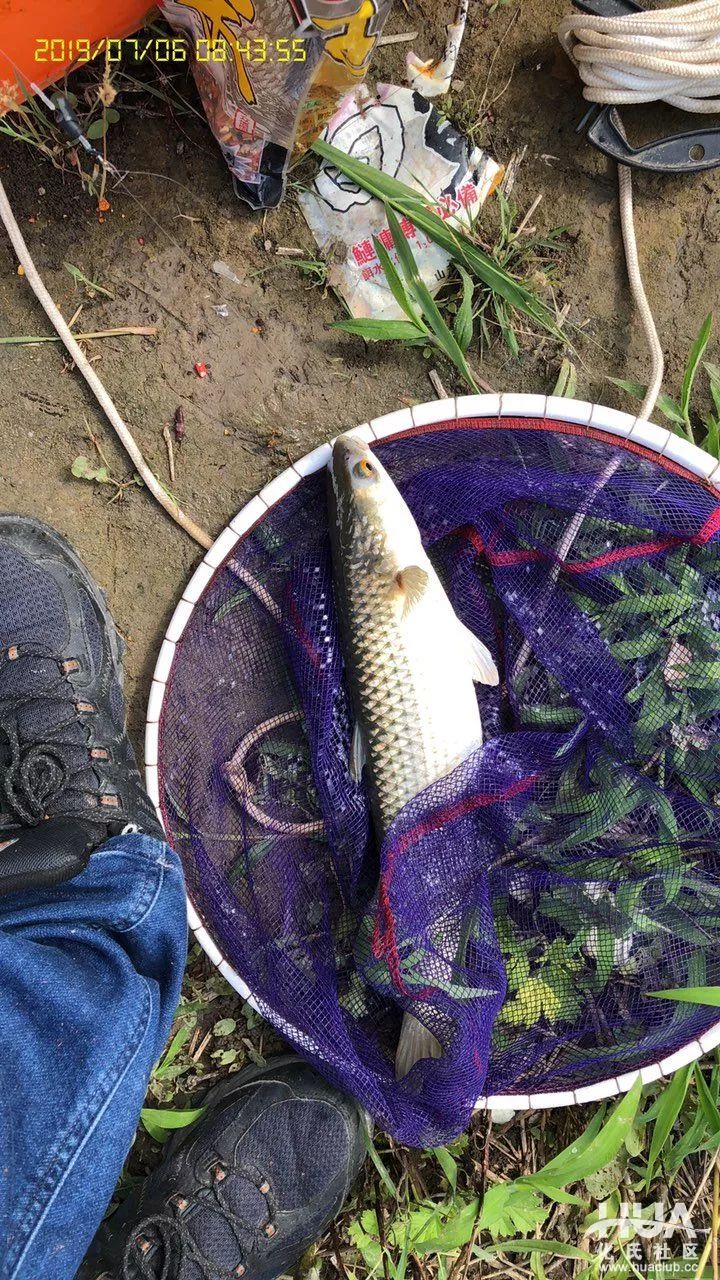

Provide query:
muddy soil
left=1, top=0, right=718, bottom=754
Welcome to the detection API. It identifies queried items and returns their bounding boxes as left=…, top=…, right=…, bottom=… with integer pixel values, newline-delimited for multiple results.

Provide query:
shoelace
left=0, top=646, right=113, bottom=826
left=122, top=1167, right=275, bottom=1280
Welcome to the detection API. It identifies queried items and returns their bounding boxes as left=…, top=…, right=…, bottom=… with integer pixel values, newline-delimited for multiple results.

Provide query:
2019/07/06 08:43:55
left=33, top=35, right=308, bottom=64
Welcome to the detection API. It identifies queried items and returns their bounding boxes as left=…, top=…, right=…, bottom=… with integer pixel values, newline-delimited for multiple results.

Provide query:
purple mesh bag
left=148, top=401, right=720, bottom=1148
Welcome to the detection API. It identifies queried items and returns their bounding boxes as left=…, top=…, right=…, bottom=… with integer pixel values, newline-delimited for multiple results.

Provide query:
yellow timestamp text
left=34, top=36, right=307, bottom=65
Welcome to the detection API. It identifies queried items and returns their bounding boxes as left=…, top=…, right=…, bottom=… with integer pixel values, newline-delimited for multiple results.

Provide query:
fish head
left=328, top=433, right=422, bottom=565
left=331, top=433, right=384, bottom=498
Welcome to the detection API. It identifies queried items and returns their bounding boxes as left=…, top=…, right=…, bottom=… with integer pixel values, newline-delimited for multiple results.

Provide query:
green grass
left=251, top=257, right=331, bottom=290
left=129, top=944, right=720, bottom=1279
left=328, top=184, right=568, bottom=390
left=472, top=189, right=568, bottom=357
left=0, top=81, right=115, bottom=192
left=612, top=313, right=720, bottom=457
left=334, top=207, right=481, bottom=392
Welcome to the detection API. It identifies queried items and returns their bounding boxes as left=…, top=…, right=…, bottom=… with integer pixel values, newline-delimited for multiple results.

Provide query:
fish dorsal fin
left=395, top=565, right=429, bottom=616
left=349, top=721, right=367, bottom=783
left=459, top=620, right=499, bottom=686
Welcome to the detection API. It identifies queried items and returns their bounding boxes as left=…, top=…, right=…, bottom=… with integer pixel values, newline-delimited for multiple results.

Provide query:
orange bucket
left=0, top=0, right=152, bottom=108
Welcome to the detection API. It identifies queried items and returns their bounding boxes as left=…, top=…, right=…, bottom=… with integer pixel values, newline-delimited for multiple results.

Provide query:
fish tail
left=395, top=1011, right=443, bottom=1080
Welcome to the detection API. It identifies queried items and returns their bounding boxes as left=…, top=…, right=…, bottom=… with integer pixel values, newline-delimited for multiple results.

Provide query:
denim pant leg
left=0, top=832, right=188, bottom=1280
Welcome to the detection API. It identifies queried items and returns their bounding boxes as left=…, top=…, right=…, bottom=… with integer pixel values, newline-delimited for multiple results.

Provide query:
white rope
left=559, top=0, right=720, bottom=420
left=223, top=711, right=325, bottom=837
left=0, top=174, right=213, bottom=550
left=559, top=2, right=720, bottom=112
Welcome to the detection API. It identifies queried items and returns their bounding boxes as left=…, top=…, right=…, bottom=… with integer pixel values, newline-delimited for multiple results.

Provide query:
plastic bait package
left=160, top=0, right=393, bottom=210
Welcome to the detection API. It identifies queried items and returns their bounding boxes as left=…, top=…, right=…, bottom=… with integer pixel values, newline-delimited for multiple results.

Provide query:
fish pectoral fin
left=459, top=621, right=500, bottom=686
left=349, top=721, right=368, bottom=783
left=395, top=565, right=429, bottom=616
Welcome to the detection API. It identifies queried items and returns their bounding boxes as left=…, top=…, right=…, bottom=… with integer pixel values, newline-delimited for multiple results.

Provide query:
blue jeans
left=0, top=832, right=188, bottom=1279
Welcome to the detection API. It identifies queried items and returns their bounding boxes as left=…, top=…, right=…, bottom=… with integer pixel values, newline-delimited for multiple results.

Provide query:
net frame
left=146, top=392, right=720, bottom=1112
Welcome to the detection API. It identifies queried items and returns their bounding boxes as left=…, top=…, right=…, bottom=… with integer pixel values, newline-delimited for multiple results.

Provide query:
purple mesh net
left=158, top=417, right=720, bottom=1147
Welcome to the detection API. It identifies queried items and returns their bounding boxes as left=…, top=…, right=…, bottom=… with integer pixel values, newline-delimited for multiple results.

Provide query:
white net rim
left=146, top=393, right=720, bottom=1111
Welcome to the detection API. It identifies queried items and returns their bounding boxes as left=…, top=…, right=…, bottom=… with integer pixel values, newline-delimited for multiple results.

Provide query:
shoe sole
left=0, top=514, right=125, bottom=688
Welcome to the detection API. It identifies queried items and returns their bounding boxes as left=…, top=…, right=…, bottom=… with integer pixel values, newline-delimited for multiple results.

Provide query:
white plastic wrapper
left=299, top=83, right=503, bottom=319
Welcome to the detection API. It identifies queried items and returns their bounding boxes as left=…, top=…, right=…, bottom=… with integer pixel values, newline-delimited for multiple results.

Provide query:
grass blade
left=695, top=1065, right=720, bottom=1134
left=680, top=312, right=713, bottom=427
left=385, top=208, right=479, bottom=391
left=705, top=362, right=720, bottom=418
left=453, top=267, right=475, bottom=354
left=153, top=1024, right=191, bottom=1079
left=552, top=357, right=577, bottom=399
left=372, top=234, right=423, bottom=325
left=704, top=415, right=720, bottom=459
left=362, top=1117, right=398, bottom=1197
left=609, top=377, right=685, bottom=424
left=63, top=262, right=115, bottom=299
left=643, top=1064, right=691, bottom=1188
left=609, top=376, right=646, bottom=401
left=649, top=986, right=720, bottom=1006
left=484, top=1240, right=591, bottom=1260
left=433, top=1146, right=459, bottom=1194
left=140, top=1104, right=205, bottom=1143
left=386, top=204, right=425, bottom=286
left=529, top=1077, right=642, bottom=1186
left=334, top=318, right=426, bottom=342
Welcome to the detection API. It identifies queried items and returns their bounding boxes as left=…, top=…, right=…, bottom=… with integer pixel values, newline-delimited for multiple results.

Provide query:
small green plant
left=613, top=312, right=720, bottom=455
left=345, top=1065, right=720, bottom=1278
left=0, top=85, right=116, bottom=191
left=140, top=1102, right=206, bottom=1144
left=334, top=207, right=480, bottom=391
left=84, top=106, right=120, bottom=143
left=71, top=454, right=142, bottom=502
left=141, top=1003, right=208, bottom=1142
left=64, top=262, right=115, bottom=300
left=252, top=257, right=330, bottom=290
left=315, top=142, right=567, bottom=383
left=553, top=356, right=578, bottom=398
left=350, top=1082, right=641, bottom=1277
left=438, top=91, right=487, bottom=152
left=0, top=85, right=66, bottom=163
left=473, top=189, right=567, bottom=357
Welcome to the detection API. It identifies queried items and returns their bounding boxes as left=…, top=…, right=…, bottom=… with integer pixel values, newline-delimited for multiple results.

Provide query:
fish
left=327, top=433, right=499, bottom=1079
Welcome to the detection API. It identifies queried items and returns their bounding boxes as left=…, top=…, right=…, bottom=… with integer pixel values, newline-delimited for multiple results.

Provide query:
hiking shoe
left=80, top=1056, right=366, bottom=1280
left=0, top=516, right=163, bottom=894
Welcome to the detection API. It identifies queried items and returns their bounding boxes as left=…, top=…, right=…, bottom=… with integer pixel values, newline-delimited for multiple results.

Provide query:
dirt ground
left=1, top=0, right=718, bottom=751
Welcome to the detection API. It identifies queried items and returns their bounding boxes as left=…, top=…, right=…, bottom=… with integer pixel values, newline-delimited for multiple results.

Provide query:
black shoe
left=0, top=516, right=163, bottom=895
left=80, top=1056, right=366, bottom=1280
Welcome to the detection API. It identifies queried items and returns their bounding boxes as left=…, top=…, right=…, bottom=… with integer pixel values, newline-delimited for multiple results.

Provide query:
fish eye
left=353, top=458, right=376, bottom=480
